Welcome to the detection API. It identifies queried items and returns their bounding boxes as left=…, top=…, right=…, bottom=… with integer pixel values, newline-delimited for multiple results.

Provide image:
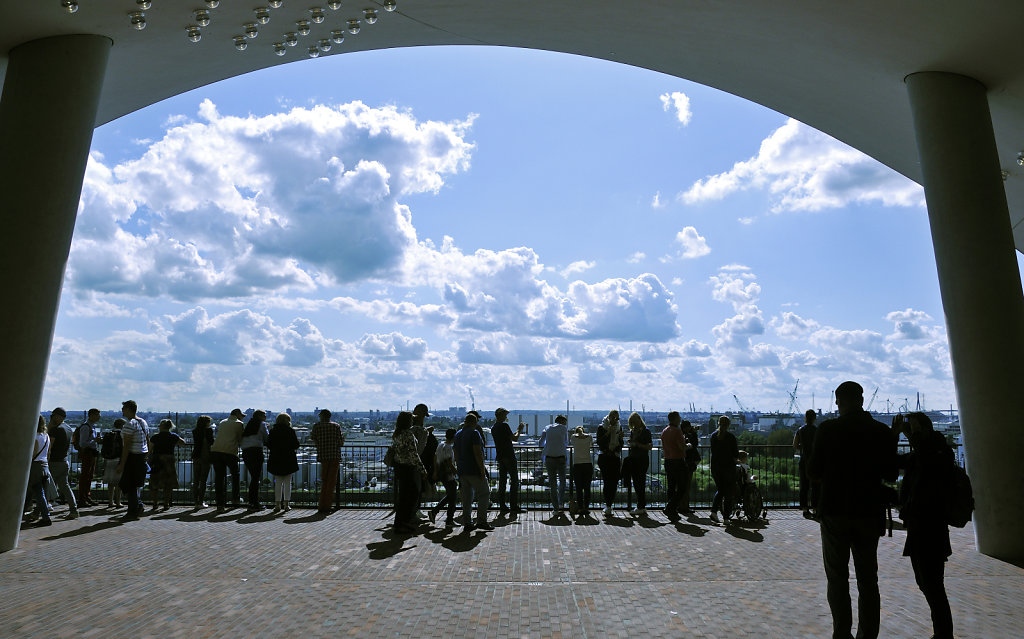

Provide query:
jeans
left=49, top=460, right=78, bottom=513
left=711, top=467, right=736, bottom=519
left=242, top=447, right=264, bottom=506
left=118, top=453, right=148, bottom=516
left=820, top=515, right=882, bottom=639
left=664, top=458, right=685, bottom=513
left=626, top=455, right=649, bottom=509
left=496, top=456, right=519, bottom=509
left=394, top=463, right=422, bottom=528
left=273, top=473, right=293, bottom=505
left=192, top=458, right=212, bottom=504
left=545, top=456, right=567, bottom=510
left=910, top=553, right=954, bottom=638
left=78, top=449, right=98, bottom=503
left=211, top=452, right=240, bottom=508
left=799, top=460, right=820, bottom=511
left=679, top=461, right=696, bottom=511
left=28, top=461, right=51, bottom=520
left=318, top=459, right=339, bottom=511
left=459, top=474, right=490, bottom=525
left=433, top=478, right=458, bottom=522
left=572, top=463, right=593, bottom=512
left=597, top=453, right=620, bottom=507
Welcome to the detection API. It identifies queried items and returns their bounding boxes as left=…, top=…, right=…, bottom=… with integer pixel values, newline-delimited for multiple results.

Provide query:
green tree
left=737, top=431, right=767, bottom=447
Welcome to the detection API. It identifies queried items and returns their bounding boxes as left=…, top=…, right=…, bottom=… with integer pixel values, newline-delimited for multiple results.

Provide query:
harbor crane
left=867, top=386, right=879, bottom=411
left=787, top=379, right=801, bottom=414
left=733, top=394, right=750, bottom=413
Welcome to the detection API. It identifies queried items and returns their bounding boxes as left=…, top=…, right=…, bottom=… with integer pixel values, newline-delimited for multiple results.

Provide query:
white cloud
left=651, top=192, right=665, bottom=209
left=357, top=332, right=428, bottom=361
left=659, top=91, right=693, bottom=126
left=456, top=333, right=557, bottom=366
left=680, top=118, right=925, bottom=212
left=673, top=226, right=711, bottom=260
left=69, top=101, right=476, bottom=300
left=561, top=260, right=596, bottom=278
left=885, top=308, right=934, bottom=341
left=772, top=311, right=821, bottom=339
left=627, top=252, right=646, bottom=264
left=738, top=217, right=755, bottom=225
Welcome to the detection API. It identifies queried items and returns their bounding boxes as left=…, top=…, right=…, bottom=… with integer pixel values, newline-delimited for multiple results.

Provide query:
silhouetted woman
left=626, top=412, right=653, bottom=515
left=266, top=412, right=299, bottom=513
left=392, top=411, right=428, bottom=534
left=240, top=410, right=269, bottom=510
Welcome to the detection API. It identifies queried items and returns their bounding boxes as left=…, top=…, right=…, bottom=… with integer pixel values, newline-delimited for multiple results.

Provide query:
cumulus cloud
left=660, top=91, right=693, bottom=126
left=667, top=226, right=711, bottom=260
left=627, top=252, right=646, bottom=264
left=772, top=311, right=821, bottom=339
left=69, top=100, right=476, bottom=300
left=455, top=334, right=556, bottom=366
left=885, top=308, right=934, bottom=340
left=357, top=332, right=428, bottom=361
left=680, top=118, right=925, bottom=212
left=561, top=260, right=596, bottom=278
left=651, top=192, right=665, bottom=209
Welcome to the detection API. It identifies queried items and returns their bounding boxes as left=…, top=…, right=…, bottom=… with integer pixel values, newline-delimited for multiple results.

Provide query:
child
left=736, top=450, right=756, bottom=486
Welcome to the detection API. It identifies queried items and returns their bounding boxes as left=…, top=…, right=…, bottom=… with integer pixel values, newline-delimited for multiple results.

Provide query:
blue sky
left=43, top=45, right=968, bottom=414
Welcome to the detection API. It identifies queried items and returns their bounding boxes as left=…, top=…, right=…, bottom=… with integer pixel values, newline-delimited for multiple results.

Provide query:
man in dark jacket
left=794, top=408, right=820, bottom=519
left=809, top=381, right=898, bottom=639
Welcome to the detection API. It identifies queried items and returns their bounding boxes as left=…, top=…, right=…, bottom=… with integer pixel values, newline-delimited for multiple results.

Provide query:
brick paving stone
left=0, top=507, right=1020, bottom=638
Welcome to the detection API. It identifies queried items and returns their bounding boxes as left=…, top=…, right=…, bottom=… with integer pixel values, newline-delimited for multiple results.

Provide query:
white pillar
left=0, top=35, right=110, bottom=551
left=906, top=72, right=1024, bottom=563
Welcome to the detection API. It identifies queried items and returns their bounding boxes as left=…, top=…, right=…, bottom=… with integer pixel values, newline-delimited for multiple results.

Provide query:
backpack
left=944, top=462, right=975, bottom=528
left=72, top=424, right=82, bottom=450
left=421, top=430, right=439, bottom=475
left=101, top=430, right=123, bottom=460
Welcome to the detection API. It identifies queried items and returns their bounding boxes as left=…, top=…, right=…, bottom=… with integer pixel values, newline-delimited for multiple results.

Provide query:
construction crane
left=733, top=394, right=749, bottom=413
left=786, top=379, right=801, bottom=414
left=867, top=386, right=879, bottom=411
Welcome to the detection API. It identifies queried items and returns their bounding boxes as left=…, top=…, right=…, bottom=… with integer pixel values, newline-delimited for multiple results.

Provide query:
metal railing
left=57, top=442, right=960, bottom=510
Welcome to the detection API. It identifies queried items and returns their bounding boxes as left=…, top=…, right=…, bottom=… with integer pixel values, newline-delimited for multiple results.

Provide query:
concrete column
left=906, top=72, right=1024, bottom=563
left=0, top=35, right=110, bottom=551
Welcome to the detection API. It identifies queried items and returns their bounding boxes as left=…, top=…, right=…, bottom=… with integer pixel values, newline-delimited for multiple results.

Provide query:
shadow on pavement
left=539, top=513, right=572, bottom=527
left=367, top=533, right=416, bottom=560
left=284, top=511, right=329, bottom=524
left=601, top=516, right=635, bottom=528
left=672, top=521, right=708, bottom=537
left=40, top=519, right=123, bottom=540
left=725, top=524, right=764, bottom=543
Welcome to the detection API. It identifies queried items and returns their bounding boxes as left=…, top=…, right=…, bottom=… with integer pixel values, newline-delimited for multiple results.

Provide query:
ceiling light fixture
left=310, top=7, right=326, bottom=23
left=383, top=0, right=396, bottom=11
left=330, top=29, right=345, bottom=43
left=129, top=11, right=147, bottom=30
left=194, top=9, right=211, bottom=26
left=273, top=42, right=287, bottom=55
left=136, top=0, right=152, bottom=9
left=346, top=18, right=360, bottom=34
left=1017, top=151, right=1024, bottom=167
left=318, top=38, right=332, bottom=52
left=59, top=0, right=79, bottom=13
left=327, top=0, right=341, bottom=9
left=308, top=46, right=320, bottom=58
left=284, top=32, right=298, bottom=46
left=233, top=36, right=248, bottom=50
left=255, top=8, right=271, bottom=24
left=244, top=22, right=259, bottom=38
left=186, top=26, right=202, bottom=42
left=269, top=0, right=283, bottom=7
left=296, top=19, right=311, bottom=35
left=205, top=0, right=219, bottom=7
left=363, top=8, right=377, bottom=24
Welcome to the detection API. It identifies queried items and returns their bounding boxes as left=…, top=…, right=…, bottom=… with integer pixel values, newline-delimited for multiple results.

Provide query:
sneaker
left=444, top=518, right=455, bottom=528
left=710, top=512, right=720, bottom=523
left=119, top=513, right=139, bottom=522
left=36, top=518, right=52, bottom=527
left=271, top=504, right=280, bottom=513
left=803, top=510, right=815, bottom=520
left=631, top=508, right=647, bottom=516
left=477, top=522, right=495, bottom=531
left=64, top=511, right=80, bottom=520
left=283, top=503, right=291, bottom=511
left=603, top=505, right=613, bottom=516
left=428, top=509, right=438, bottom=524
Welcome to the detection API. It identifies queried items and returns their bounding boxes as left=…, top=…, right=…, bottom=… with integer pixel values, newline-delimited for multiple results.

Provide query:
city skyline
left=40, top=46, right=1002, bottom=414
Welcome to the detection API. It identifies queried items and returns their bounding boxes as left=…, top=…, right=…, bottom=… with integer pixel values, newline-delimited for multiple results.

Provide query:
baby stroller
left=733, top=464, right=767, bottom=523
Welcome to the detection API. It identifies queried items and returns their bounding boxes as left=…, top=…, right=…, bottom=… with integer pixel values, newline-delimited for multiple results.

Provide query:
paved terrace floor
left=2, top=505, right=1021, bottom=639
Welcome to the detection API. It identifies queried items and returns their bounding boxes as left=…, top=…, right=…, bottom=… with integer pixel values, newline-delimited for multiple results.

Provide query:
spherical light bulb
left=1017, top=152, right=1024, bottom=167
left=205, top=0, right=219, bottom=7
left=186, top=26, right=202, bottom=42
left=346, top=18, right=360, bottom=34
left=273, top=42, right=287, bottom=55
left=383, top=0, right=396, bottom=11
left=129, top=11, right=147, bottom=30
left=296, top=19, right=310, bottom=35
left=255, top=8, right=271, bottom=24
left=244, top=22, right=259, bottom=38
left=330, top=29, right=345, bottom=44
left=310, top=7, right=326, bottom=23
left=60, top=0, right=79, bottom=13
left=363, top=8, right=377, bottom=24
left=284, top=32, right=298, bottom=46
left=233, top=36, right=248, bottom=51
left=268, top=0, right=283, bottom=7
left=136, top=0, right=152, bottom=10
left=318, top=38, right=332, bottom=52
left=193, top=9, right=211, bottom=26
left=307, top=46, right=320, bottom=58
left=327, top=0, right=341, bottom=9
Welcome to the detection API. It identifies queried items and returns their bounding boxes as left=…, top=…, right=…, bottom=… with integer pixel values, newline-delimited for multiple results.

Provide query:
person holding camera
left=491, top=407, right=525, bottom=516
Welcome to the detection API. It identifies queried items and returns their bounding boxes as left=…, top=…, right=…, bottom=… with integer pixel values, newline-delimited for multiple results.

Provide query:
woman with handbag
left=392, top=411, right=428, bottom=534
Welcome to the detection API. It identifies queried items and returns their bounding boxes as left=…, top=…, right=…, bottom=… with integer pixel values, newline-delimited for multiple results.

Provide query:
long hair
left=628, top=412, right=646, bottom=431
left=243, top=410, right=266, bottom=437
left=36, top=415, right=46, bottom=434
left=274, top=413, right=291, bottom=427
left=393, top=411, right=413, bottom=436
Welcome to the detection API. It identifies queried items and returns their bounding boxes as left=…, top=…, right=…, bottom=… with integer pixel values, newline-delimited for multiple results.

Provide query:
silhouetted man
left=809, top=381, right=898, bottom=639
left=794, top=408, right=820, bottom=519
